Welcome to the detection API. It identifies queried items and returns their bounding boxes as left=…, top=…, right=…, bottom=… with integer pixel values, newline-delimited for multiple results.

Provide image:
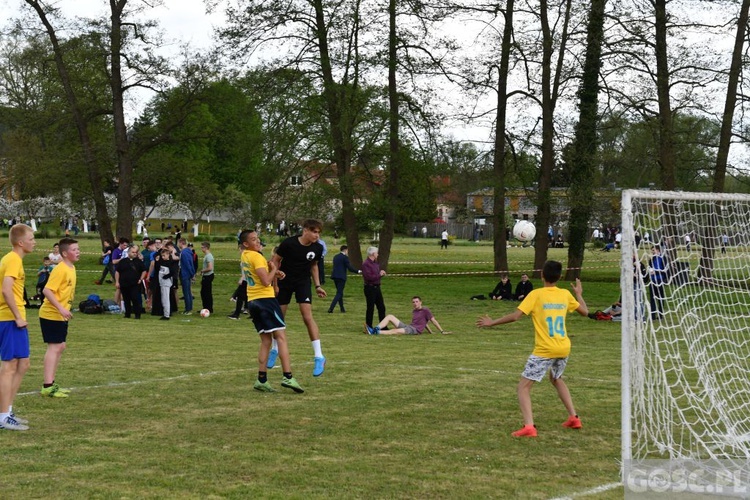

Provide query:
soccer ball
left=513, top=220, right=536, bottom=242
left=199, top=309, right=211, bottom=318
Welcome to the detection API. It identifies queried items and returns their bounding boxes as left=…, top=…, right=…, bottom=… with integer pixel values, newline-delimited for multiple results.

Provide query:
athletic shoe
left=160, top=316, right=170, bottom=321
left=363, top=323, right=372, bottom=334
left=511, top=424, right=537, bottom=437
left=183, top=311, right=193, bottom=316
left=229, top=297, right=237, bottom=302
left=10, top=412, right=28, bottom=425
left=267, top=349, right=279, bottom=369
left=253, top=380, right=275, bottom=392
left=227, top=315, right=239, bottom=320
left=53, top=383, right=71, bottom=394
left=0, top=415, right=29, bottom=431
left=40, top=385, right=68, bottom=398
left=562, top=415, right=582, bottom=429
left=281, top=377, right=305, bottom=393
left=313, top=356, right=326, bottom=377
left=94, top=280, right=102, bottom=285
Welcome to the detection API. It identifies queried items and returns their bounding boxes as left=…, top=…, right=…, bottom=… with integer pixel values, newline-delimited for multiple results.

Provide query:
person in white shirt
left=440, top=230, right=449, bottom=249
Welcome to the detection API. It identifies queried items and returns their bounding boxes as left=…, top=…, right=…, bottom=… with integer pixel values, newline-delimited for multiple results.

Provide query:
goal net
left=621, top=190, right=750, bottom=496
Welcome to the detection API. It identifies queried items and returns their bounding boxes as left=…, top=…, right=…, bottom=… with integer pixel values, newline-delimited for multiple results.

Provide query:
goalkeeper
left=475, top=260, right=588, bottom=437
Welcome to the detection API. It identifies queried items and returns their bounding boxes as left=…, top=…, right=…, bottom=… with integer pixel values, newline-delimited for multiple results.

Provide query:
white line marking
left=548, top=482, right=622, bottom=500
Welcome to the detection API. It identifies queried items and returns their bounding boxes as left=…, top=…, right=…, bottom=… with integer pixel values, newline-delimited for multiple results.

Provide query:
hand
left=570, top=278, right=583, bottom=296
left=15, top=318, right=28, bottom=328
left=277, top=271, right=286, bottom=280
left=476, top=315, right=493, bottom=328
left=60, top=309, right=73, bottom=321
left=316, top=287, right=327, bottom=298
left=380, top=270, right=386, bottom=276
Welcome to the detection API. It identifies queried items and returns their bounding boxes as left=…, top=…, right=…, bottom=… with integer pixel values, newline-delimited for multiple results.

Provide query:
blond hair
left=9, top=224, right=33, bottom=246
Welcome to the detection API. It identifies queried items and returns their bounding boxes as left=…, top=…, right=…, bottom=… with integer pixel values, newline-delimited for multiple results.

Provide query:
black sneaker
left=227, top=315, right=239, bottom=320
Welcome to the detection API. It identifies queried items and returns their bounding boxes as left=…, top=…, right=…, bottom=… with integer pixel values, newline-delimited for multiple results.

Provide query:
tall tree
left=22, top=1, right=115, bottom=243
left=218, top=0, right=368, bottom=265
left=565, top=0, right=606, bottom=280
left=532, top=0, right=573, bottom=277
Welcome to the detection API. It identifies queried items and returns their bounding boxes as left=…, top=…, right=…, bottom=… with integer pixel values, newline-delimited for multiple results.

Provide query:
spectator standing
left=441, top=229, right=449, bottom=249
left=328, top=245, right=360, bottom=314
left=115, top=245, right=147, bottom=319
left=362, top=246, right=387, bottom=331
left=199, top=242, right=214, bottom=313
left=177, top=239, right=196, bottom=315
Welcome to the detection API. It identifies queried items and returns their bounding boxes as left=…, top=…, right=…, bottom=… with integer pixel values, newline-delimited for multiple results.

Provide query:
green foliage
left=3, top=237, right=623, bottom=499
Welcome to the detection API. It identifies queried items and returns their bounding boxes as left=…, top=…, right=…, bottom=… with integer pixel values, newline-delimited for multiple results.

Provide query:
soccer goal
left=621, top=190, right=750, bottom=496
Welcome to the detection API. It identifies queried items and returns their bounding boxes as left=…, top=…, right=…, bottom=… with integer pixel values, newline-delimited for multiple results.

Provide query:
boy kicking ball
left=476, top=260, right=588, bottom=437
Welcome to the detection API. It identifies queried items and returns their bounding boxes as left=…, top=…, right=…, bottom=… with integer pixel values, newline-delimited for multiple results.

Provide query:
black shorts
left=40, top=318, right=69, bottom=344
left=276, top=281, right=313, bottom=305
left=248, top=298, right=286, bottom=333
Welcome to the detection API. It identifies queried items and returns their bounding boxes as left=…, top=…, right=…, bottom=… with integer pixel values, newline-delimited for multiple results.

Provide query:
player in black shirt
left=271, top=219, right=328, bottom=377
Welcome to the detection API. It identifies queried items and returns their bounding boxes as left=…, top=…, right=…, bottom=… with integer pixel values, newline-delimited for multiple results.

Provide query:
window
left=290, top=175, right=303, bottom=187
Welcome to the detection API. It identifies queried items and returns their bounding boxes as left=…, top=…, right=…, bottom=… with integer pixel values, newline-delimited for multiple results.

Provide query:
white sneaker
left=10, top=412, right=28, bottom=425
left=1, top=415, right=29, bottom=431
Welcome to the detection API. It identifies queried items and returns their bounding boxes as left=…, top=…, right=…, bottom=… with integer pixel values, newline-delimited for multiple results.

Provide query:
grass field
left=1, top=236, right=625, bottom=499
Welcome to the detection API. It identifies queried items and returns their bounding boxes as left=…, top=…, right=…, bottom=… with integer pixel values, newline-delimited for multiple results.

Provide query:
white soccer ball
left=200, top=309, right=211, bottom=318
left=513, top=220, right=537, bottom=242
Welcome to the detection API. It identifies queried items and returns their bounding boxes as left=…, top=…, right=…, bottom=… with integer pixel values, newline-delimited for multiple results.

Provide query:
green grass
left=1, top=237, right=625, bottom=499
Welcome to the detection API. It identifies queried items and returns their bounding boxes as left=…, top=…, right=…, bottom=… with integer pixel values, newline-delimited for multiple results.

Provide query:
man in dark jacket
left=328, top=246, right=360, bottom=313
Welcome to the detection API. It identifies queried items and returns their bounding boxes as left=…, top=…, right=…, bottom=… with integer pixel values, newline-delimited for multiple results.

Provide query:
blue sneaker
left=313, top=356, right=326, bottom=377
left=267, top=349, right=278, bottom=369
left=363, top=323, right=373, bottom=335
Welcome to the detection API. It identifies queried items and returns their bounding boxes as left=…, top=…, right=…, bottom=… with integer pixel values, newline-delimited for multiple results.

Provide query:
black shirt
left=277, top=236, right=323, bottom=285
left=116, top=257, right=146, bottom=287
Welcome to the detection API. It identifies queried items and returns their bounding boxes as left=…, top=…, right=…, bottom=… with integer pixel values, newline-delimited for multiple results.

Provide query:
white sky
left=1, top=0, right=221, bottom=49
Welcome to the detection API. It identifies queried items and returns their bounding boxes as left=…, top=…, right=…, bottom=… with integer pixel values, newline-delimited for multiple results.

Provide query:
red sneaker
left=511, top=424, right=537, bottom=437
left=562, top=415, right=582, bottom=429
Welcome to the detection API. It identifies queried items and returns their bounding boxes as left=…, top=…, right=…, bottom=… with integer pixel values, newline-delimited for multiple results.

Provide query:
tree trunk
left=565, top=0, right=606, bottom=281
left=701, top=0, right=750, bottom=280
left=654, top=0, right=676, bottom=191
left=110, top=0, right=135, bottom=240
left=25, top=0, right=114, bottom=245
left=492, top=0, right=515, bottom=273
left=377, top=0, right=400, bottom=270
left=714, top=0, right=750, bottom=193
left=312, top=0, right=363, bottom=266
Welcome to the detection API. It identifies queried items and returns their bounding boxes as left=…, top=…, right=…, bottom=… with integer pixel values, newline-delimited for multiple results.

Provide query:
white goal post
left=621, top=190, right=750, bottom=497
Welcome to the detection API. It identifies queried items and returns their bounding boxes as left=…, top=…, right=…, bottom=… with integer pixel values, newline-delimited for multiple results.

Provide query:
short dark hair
left=303, top=219, right=323, bottom=231
left=119, top=237, right=130, bottom=245
left=340, top=245, right=348, bottom=252
left=58, top=237, right=78, bottom=254
left=542, top=260, right=563, bottom=283
left=239, top=229, right=256, bottom=245
left=201, top=241, right=210, bottom=249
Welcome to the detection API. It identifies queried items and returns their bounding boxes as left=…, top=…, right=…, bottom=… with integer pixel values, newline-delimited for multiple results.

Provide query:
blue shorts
left=0, top=320, right=30, bottom=361
left=248, top=298, right=286, bottom=334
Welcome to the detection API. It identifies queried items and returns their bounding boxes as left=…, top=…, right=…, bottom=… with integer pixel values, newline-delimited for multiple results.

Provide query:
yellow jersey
left=240, top=250, right=275, bottom=301
left=517, top=286, right=580, bottom=358
left=39, top=262, right=77, bottom=321
left=0, top=251, right=26, bottom=321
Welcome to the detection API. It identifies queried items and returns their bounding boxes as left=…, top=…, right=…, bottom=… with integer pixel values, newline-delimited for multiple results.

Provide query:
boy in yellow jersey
left=476, top=260, right=588, bottom=437
left=0, top=224, right=36, bottom=431
left=239, top=230, right=304, bottom=394
left=39, top=238, right=79, bottom=398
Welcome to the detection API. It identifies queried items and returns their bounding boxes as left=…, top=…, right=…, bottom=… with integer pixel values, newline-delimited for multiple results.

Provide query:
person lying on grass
left=364, top=296, right=450, bottom=335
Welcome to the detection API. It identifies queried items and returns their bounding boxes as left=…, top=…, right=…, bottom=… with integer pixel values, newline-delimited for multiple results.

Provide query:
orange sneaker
left=511, top=424, right=537, bottom=437
left=562, top=415, right=582, bottom=429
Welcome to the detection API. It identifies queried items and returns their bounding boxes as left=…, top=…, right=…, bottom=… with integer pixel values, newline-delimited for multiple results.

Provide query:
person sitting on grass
left=489, top=274, right=512, bottom=300
left=475, top=260, right=588, bottom=438
left=364, top=296, right=449, bottom=335
left=514, top=273, right=533, bottom=301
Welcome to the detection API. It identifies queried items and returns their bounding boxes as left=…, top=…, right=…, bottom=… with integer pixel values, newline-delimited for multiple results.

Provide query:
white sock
left=8, top=405, right=12, bottom=413
left=312, top=339, right=323, bottom=358
left=271, top=338, right=278, bottom=351
left=0, top=412, right=9, bottom=421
